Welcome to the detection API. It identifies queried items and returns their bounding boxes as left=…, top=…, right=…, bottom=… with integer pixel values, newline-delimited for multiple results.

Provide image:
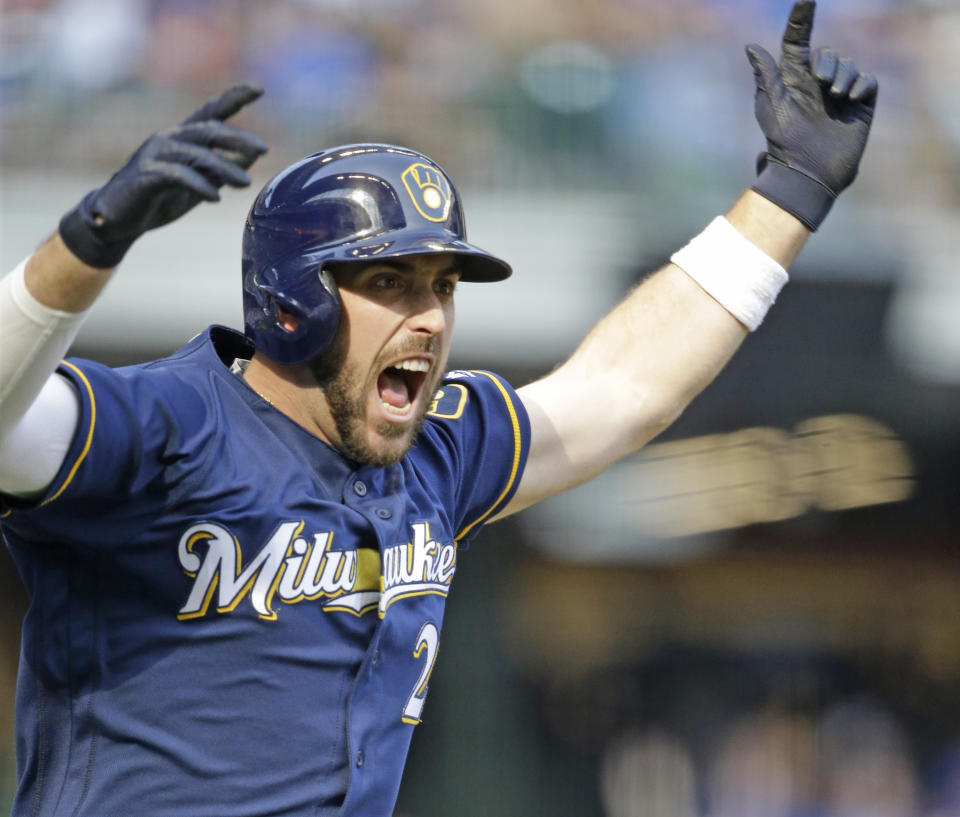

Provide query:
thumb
left=745, top=44, right=783, bottom=96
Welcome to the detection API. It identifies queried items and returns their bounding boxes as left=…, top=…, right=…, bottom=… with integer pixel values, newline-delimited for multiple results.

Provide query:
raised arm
left=499, top=1, right=878, bottom=517
left=27, top=82, right=267, bottom=309
left=0, top=84, right=267, bottom=496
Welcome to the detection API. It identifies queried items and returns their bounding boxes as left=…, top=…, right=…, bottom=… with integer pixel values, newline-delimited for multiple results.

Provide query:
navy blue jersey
left=1, top=326, right=530, bottom=817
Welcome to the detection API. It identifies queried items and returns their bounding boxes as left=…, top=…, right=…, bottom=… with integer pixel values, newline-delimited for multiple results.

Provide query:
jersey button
left=375, top=508, right=391, bottom=519
left=353, top=480, right=367, bottom=497
left=356, top=750, right=365, bottom=768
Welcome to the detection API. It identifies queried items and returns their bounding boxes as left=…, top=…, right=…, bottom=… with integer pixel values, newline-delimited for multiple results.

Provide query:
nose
left=406, top=285, right=449, bottom=337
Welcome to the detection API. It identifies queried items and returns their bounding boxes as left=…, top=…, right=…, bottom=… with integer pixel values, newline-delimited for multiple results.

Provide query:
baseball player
left=0, top=3, right=876, bottom=816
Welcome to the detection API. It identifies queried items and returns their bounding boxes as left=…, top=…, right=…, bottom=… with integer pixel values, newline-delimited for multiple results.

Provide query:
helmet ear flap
left=244, top=259, right=343, bottom=364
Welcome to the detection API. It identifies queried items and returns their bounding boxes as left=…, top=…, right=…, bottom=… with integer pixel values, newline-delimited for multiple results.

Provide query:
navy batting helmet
left=242, top=143, right=511, bottom=364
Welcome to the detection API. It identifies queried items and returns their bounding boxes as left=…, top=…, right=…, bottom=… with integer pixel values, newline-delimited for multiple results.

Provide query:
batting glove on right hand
left=59, top=83, right=268, bottom=268
left=747, top=1, right=878, bottom=231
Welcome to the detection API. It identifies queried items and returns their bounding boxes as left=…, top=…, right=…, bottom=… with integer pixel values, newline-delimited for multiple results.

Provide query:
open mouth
left=376, top=357, right=431, bottom=418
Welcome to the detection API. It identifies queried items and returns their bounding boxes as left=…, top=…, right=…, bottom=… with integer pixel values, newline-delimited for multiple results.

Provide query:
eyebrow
left=330, top=258, right=462, bottom=286
left=371, top=259, right=461, bottom=277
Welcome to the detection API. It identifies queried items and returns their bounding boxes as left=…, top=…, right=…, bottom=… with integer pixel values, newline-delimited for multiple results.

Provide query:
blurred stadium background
left=2, top=0, right=960, bottom=815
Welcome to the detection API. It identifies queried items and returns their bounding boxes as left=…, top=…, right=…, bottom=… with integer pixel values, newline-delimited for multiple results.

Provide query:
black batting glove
left=746, top=1, right=878, bottom=231
left=59, top=83, right=268, bottom=268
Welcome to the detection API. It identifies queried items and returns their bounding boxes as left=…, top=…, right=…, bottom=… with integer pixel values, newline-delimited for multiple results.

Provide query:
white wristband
left=670, top=216, right=788, bottom=331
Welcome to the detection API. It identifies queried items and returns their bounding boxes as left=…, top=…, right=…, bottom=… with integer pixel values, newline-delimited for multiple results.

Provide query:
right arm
left=0, top=84, right=267, bottom=497
left=24, top=232, right=116, bottom=312
left=0, top=239, right=102, bottom=497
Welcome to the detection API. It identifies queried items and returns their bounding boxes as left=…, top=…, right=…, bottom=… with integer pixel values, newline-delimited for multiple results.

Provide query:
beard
left=308, top=332, right=444, bottom=467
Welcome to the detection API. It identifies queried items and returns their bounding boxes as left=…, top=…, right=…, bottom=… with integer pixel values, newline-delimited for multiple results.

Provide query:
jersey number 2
left=402, top=622, right=439, bottom=724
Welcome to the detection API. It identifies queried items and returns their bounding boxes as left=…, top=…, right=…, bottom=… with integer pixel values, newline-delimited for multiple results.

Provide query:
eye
left=372, top=274, right=403, bottom=291
left=435, top=278, right=457, bottom=297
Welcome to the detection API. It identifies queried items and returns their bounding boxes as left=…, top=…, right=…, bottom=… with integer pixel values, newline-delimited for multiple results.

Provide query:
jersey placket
left=338, top=465, right=412, bottom=816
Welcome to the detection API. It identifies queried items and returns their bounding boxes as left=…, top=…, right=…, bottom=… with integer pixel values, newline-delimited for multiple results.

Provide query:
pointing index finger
left=781, top=0, right=816, bottom=67
left=182, top=82, right=265, bottom=125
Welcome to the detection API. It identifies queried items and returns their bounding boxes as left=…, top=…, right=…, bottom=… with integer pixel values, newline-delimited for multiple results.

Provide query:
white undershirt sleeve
left=0, top=257, right=88, bottom=497
left=0, top=373, right=80, bottom=497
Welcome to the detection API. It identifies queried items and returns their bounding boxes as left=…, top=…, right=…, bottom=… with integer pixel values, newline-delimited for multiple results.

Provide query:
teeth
left=393, top=359, right=430, bottom=373
left=381, top=400, right=412, bottom=415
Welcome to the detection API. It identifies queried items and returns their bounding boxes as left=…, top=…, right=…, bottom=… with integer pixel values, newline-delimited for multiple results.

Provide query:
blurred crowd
left=600, top=699, right=960, bottom=817
left=1, top=0, right=959, bottom=206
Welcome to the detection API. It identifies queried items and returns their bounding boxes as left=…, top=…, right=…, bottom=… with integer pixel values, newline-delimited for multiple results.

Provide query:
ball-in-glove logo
left=401, top=162, right=453, bottom=223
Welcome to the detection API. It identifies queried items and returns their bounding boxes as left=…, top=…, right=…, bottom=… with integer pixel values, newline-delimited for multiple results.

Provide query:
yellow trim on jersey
left=42, top=361, right=96, bottom=506
left=455, top=371, right=523, bottom=542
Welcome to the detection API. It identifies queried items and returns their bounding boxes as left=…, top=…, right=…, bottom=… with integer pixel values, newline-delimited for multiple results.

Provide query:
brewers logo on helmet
left=401, top=163, right=453, bottom=223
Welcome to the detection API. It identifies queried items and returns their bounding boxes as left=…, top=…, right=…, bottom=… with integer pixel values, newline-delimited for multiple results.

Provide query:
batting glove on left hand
left=747, top=1, right=878, bottom=231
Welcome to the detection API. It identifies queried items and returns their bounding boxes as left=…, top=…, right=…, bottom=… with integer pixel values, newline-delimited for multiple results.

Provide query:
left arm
left=496, top=0, right=877, bottom=518
left=504, top=191, right=806, bottom=516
